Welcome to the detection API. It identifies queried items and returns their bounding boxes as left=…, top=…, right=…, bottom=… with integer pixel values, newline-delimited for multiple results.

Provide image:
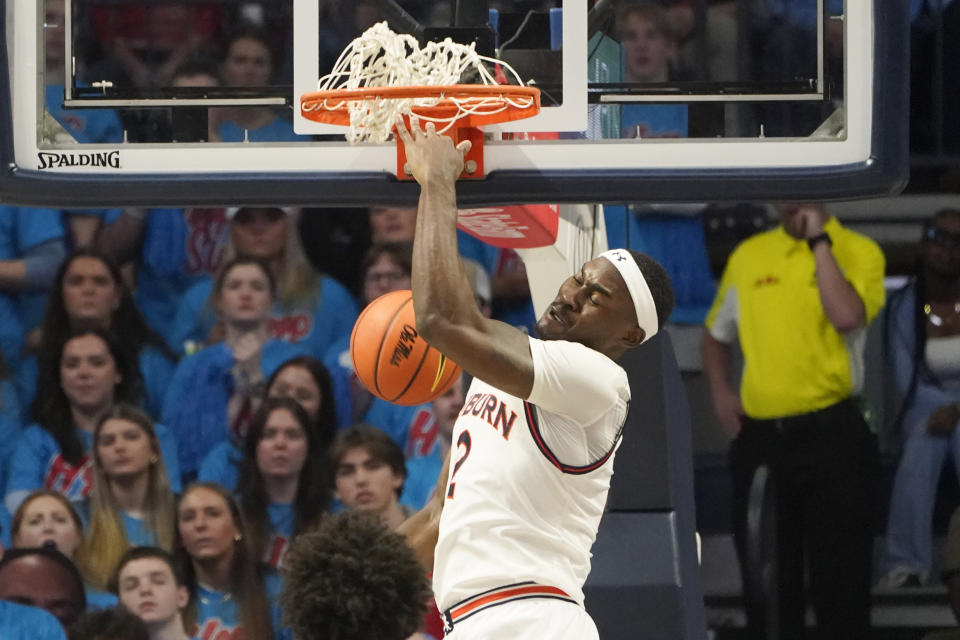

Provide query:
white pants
left=445, top=598, right=599, bottom=639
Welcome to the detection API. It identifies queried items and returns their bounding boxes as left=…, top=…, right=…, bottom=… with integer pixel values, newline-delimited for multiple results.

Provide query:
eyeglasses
left=924, top=225, right=960, bottom=250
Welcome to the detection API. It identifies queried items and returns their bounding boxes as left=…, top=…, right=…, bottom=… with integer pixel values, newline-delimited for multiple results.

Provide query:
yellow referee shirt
left=704, top=217, right=885, bottom=419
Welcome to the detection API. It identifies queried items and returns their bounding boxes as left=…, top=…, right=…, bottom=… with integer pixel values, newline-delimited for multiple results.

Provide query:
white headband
left=599, top=249, right=658, bottom=343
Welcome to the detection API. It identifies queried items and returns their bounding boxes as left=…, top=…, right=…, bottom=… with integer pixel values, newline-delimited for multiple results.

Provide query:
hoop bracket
left=396, top=121, right=484, bottom=180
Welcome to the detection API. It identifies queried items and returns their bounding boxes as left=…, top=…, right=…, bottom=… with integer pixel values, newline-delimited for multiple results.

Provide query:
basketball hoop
left=302, top=84, right=540, bottom=179
left=299, top=22, right=541, bottom=180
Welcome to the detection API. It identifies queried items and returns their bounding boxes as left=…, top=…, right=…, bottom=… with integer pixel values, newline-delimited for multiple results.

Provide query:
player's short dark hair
left=281, top=511, right=431, bottom=640
left=330, top=423, right=407, bottom=496
left=628, top=249, right=675, bottom=330
left=68, top=607, right=149, bottom=640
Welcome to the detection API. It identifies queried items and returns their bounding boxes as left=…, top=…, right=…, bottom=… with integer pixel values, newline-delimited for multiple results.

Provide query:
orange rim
left=300, top=84, right=541, bottom=128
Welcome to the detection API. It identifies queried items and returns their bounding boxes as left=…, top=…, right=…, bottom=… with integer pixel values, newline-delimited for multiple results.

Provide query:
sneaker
left=877, top=567, right=924, bottom=589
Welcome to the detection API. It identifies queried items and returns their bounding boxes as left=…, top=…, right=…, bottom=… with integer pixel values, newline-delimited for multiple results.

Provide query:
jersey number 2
left=446, top=430, right=472, bottom=499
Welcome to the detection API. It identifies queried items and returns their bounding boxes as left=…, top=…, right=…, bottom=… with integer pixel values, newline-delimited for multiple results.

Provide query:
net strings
left=303, top=21, right=535, bottom=143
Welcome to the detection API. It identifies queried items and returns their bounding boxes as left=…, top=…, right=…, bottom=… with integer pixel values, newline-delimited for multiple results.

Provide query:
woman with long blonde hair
left=78, top=403, right=177, bottom=590
left=168, top=206, right=358, bottom=360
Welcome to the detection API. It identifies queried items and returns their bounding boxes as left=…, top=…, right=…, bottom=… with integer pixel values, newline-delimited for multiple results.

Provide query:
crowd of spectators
left=0, top=201, right=494, bottom=639
left=4, top=194, right=957, bottom=639
left=8, top=1, right=960, bottom=638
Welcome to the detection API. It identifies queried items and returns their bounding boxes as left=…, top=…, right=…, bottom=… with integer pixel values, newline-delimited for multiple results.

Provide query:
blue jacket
left=162, top=340, right=305, bottom=475
left=0, top=600, right=67, bottom=639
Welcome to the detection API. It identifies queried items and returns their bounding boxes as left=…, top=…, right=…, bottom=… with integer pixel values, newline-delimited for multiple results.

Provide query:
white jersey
left=433, top=336, right=630, bottom=611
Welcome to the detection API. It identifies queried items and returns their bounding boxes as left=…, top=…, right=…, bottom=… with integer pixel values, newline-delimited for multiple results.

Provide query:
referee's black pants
left=729, top=397, right=877, bottom=640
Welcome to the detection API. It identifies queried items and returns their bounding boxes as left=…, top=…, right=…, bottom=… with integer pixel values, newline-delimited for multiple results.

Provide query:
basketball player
left=396, top=119, right=675, bottom=639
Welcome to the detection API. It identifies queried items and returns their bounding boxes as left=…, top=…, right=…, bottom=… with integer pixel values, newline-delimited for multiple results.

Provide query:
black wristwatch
left=807, top=232, right=832, bottom=250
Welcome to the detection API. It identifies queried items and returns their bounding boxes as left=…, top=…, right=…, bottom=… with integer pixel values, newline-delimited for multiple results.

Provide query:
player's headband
left=599, top=249, right=658, bottom=343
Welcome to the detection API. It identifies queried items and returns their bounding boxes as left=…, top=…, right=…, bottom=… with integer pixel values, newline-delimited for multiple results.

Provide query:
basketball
left=350, top=289, right=462, bottom=405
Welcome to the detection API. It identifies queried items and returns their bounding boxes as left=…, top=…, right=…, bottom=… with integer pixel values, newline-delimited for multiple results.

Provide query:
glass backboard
left=0, top=0, right=908, bottom=207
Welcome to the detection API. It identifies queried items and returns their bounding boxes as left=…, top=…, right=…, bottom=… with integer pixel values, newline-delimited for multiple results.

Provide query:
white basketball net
left=305, top=21, right=534, bottom=143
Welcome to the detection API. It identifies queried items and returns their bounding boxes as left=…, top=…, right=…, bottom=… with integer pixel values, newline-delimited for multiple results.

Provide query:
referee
left=701, top=202, right=886, bottom=640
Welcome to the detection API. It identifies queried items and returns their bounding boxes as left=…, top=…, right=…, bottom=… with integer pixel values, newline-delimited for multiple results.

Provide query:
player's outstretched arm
left=397, top=119, right=535, bottom=400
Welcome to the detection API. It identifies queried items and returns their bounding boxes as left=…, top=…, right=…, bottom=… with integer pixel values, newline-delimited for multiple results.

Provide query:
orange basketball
left=350, top=289, right=462, bottom=406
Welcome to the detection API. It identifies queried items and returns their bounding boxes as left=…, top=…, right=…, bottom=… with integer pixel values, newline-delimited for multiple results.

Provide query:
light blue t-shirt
left=193, top=571, right=290, bottom=640
left=362, top=399, right=428, bottom=455
left=161, top=340, right=306, bottom=476
left=0, top=293, right=25, bottom=376
left=603, top=208, right=716, bottom=324
left=322, top=337, right=354, bottom=429
left=401, top=446, right=444, bottom=511
left=0, top=501, right=11, bottom=548
left=0, top=378, right=23, bottom=497
left=5, top=422, right=182, bottom=507
left=197, top=440, right=243, bottom=491
left=85, top=586, right=119, bottom=610
left=218, top=116, right=311, bottom=143
left=73, top=502, right=159, bottom=548
left=168, top=276, right=358, bottom=360
left=265, top=502, right=296, bottom=570
left=138, top=347, right=179, bottom=420
left=0, top=600, right=67, bottom=640
left=194, top=585, right=239, bottom=639
left=119, top=207, right=231, bottom=347
left=122, top=510, right=159, bottom=546
left=45, top=84, right=124, bottom=144
left=619, top=104, right=688, bottom=139
left=0, top=206, right=67, bottom=331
